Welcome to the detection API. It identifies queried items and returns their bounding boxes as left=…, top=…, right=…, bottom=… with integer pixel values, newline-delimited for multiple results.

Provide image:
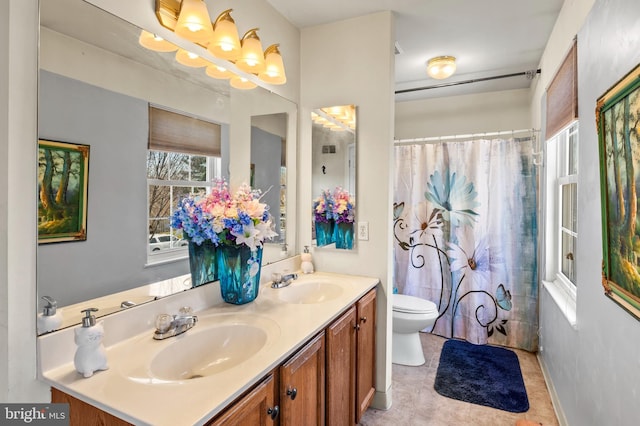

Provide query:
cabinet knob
left=267, top=405, right=279, bottom=420
left=360, top=316, right=367, bottom=323
left=286, top=387, right=297, bottom=400
left=354, top=323, right=360, bottom=331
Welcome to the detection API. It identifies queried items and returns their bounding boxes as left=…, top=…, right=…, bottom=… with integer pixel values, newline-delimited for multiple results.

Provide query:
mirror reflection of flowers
left=332, top=187, right=355, bottom=223
left=313, top=189, right=335, bottom=223
left=170, top=179, right=278, bottom=252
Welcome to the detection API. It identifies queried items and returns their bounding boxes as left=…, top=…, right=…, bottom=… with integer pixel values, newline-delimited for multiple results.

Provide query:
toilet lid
left=393, top=294, right=438, bottom=314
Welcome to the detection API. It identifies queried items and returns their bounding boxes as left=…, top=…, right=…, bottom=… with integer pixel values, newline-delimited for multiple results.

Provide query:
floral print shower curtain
left=393, top=138, right=538, bottom=351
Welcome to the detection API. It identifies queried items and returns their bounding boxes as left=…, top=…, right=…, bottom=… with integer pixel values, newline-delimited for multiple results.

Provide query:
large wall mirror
left=37, top=0, right=297, bottom=332
left=311, top=105, right=357, bottom=250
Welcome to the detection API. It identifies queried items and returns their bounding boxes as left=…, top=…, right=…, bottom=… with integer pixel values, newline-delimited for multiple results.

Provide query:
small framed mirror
left=311, top=105, right=356, bottom=250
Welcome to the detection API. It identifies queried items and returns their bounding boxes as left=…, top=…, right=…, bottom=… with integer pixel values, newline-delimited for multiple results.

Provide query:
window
left=146, top=106, right=223, bottom=264
left=147, top=150, right=221, bottom=262
left=545, top=122, right=579, bottom=305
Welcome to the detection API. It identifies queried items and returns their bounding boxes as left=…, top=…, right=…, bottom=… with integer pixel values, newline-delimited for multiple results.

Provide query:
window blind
left=148, top=106, right=221, bottom=157
left=546, top=39, right=578, bottom=138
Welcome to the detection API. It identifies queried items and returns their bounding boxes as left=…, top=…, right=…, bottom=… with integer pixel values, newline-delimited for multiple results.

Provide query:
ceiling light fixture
left=208, top=9, right=241, bottom=61
left=236, top=29, right=265, bottom=74
left=258, top=44, right=287, bottom=85
left=153, top=0, right=287, bottom=90
left=174, top=0, right=214, bottom=44
left=138, top=30, right=178, bottom=52
left=427, top=56, right=456, bottom=79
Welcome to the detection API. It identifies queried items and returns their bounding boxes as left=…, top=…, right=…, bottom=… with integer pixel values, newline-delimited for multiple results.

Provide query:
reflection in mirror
left=37, top=0, right=297, bottom=333
left=311, top=105, right=357, bottom=250
left=251, top=113, right=288, bottom=245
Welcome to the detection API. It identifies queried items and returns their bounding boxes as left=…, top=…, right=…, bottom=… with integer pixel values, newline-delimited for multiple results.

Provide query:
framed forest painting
left=597, top=63, right=640, bottom=320
left=38, top=140, right=89, bottom=244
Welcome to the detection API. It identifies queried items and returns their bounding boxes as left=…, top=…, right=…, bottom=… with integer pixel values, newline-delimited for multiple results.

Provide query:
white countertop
left=38, top=269, right=378, bottom=426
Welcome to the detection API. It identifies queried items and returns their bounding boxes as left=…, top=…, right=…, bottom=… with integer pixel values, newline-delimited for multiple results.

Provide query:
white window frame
left=146, top=151, right=221, bottom=265
left=543, top=121, right=578, bottom=327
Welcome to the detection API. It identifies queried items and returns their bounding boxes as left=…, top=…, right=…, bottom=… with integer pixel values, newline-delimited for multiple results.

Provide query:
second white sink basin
left=276, top=281, right=343, bottom=304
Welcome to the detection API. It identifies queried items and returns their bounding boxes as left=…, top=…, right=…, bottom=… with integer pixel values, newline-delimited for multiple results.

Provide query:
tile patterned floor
left=359, top=333, right=559, bottom=426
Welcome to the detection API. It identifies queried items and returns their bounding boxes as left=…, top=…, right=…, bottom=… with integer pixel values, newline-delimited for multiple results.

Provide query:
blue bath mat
left=434, top=339, right=529, bottom=413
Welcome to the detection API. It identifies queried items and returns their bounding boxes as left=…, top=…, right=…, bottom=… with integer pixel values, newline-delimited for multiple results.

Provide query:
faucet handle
left=155, top=313, right=174, bottom=333
left=271, top=272, right=283, bottom=284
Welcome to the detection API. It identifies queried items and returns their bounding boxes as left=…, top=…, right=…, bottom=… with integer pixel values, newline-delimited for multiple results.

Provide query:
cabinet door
left=51, top=388, right=132, bottom=426
left=326, top=306, right=356, bottom=426
left=208, top=373, right=278, bottom=426
left=280, top=332, right=325, bottom=426
left=356, top=288, right=376, bottom=423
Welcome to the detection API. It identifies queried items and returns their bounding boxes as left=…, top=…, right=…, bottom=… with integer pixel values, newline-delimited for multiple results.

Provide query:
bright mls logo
left=1, top=404, right=68, bottom=425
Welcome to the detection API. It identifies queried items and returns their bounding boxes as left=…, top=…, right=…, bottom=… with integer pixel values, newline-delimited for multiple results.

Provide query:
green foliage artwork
left=38, top=140, right=89, bottom=244
left=597, top=63, right=640, bottom=320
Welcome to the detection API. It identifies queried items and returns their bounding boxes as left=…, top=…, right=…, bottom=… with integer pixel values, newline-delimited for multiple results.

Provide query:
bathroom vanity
left=38, top=269, right=378, bottom=426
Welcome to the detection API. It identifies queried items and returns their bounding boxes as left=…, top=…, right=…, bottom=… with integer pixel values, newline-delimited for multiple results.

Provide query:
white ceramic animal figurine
left=74, top=321, right=109, bottom=378
left=301, top=251, right=314, bottom=274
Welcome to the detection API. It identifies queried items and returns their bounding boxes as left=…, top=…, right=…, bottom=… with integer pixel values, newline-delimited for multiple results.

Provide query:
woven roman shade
left=148, top=106, right=221, bottom=157
left=546, top=40, right=578, bottom=137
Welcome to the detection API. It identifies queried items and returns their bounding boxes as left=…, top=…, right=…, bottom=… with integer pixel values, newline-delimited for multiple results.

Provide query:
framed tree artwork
left=596, top=63, right=640, bottom=320
left=38, top=140, right=89, bottom=244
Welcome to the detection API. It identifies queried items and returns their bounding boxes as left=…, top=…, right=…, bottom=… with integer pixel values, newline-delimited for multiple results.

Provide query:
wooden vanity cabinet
left=326, top=306, right=357, bottom=425
left=207, top=372, right=279, bottom=426
left=355, top=288, right=376, bottom=423
left=51, top=387, right=132, bottom=426
left=326, top=288, right=377, bottom=425
left=279, top=332, right=325, bottom=426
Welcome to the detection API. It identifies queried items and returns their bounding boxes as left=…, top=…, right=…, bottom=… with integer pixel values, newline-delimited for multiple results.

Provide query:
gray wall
left=37, top=71, right=189, bottom=306
left=250, top=126, right=282, bottom=241
left=539, top=0, right=640, bottom=424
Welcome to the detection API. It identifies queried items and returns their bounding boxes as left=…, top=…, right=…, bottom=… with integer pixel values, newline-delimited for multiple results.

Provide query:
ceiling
left=266, top=0, right=565, bottom=102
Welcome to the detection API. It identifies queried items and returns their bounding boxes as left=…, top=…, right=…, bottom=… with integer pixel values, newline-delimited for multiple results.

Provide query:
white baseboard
left=536, top=353, right=568, bottom=426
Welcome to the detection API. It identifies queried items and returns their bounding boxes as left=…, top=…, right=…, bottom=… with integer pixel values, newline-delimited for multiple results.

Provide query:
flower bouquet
left=313, top=189, right=335, bottom=246
left=332, top=187, right=355, bottom=249
left=171, top=179, right=277, bottom=304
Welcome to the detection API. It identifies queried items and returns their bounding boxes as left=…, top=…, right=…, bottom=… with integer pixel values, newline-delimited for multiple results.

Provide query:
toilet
left=392, top=294, right=439, bottom=366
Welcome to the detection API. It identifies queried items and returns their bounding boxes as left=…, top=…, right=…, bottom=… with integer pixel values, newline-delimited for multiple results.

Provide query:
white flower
left=231, top=222, right=260, bottom=252
left=447, top=233, right=501, bottom=287
left=256, top=219, right=278, bottom=242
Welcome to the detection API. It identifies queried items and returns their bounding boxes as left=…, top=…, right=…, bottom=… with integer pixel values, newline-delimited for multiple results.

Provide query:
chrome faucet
left=271, top=272, right=298, bottom=289
left=153, top=307, right=198, bottom=340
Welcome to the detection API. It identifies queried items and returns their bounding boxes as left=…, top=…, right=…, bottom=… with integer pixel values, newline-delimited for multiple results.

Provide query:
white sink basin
left=118, top=314, right=279, bottom=383
left=150, top=324, right=268, bottom=381
left=276, top=281, right=343, bottom=304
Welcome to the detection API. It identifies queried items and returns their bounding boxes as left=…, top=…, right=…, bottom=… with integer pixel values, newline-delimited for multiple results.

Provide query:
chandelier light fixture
left=427, top=56, right=457, bottom=79
left=146, top=0, right=287, bottom=89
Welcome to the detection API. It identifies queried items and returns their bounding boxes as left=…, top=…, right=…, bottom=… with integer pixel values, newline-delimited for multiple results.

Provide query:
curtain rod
left=395, top=69, right=541, bottom=94
left=394, top=128, right=539, bottom=145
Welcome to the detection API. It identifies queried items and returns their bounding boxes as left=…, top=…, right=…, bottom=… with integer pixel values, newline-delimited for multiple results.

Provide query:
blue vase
left=217, top=245, right=263, bottom=305
left=315, top=219, right=335, bottom=246
left=188, top=240, right=217, bottom=287
left=334, top=222, right=354, bottom=249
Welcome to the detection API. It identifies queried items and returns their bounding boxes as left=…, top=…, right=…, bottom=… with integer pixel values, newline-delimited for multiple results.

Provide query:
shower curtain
left=393, top=137, right=538, bottom=351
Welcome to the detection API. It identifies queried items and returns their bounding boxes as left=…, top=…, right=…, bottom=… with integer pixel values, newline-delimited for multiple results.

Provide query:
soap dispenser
left=37, top=296, right=62, bottom=334
left=301, top=246, right=314, bottom=274
left=74, top=308, right=109, bottom=378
